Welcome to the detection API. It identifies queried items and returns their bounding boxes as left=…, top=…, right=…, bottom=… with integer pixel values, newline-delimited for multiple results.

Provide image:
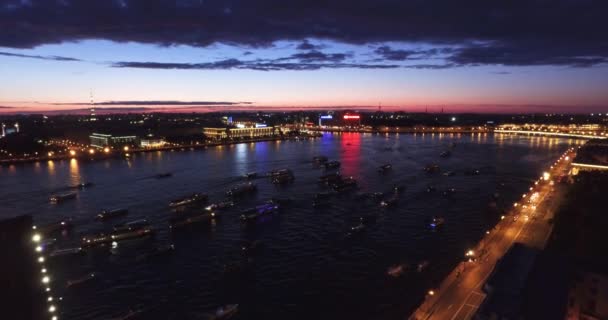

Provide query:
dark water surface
left=0, top=133, right=582, bottom=320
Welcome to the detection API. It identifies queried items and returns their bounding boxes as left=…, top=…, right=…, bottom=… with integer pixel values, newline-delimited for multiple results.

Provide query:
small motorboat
left=380, top=195, right=398, bottom=207
left=442, top=188, right=456, bottom=197
left=387, top=264, right=407, bottom=278
left=378, top=164, right=392, bottom=173
left=360, top=214, right=377, bottom=225
left=423, top=164, right=440, bottom=174
left=426, top=185, right=437, bottom=193
left=464, top=168, right=480, bottom=176
left=169, top=212, right=219, bottom=229
left=345, top=224, right=366, bottom=238
left=155, top=172, right=173, bottom=179
left=69, top=182, right=94, bottom=189
left=428, top=217, right=445, bottom=230
left=241, top=240, right=264, bottom=255
left=244, top=171, right=258, bottom=179
left=313, top=156, right=328, bottom=164
left=318, top=172, right=342, bottom=185
left=443, top=171, right=456, bottom=177
left=324, top=160, right=341, bottom=170
left=440, top=150, right=452, bottom=158
left=417, top=260, right=430, bottom=272
left=209, top=304, right=239, bottom=320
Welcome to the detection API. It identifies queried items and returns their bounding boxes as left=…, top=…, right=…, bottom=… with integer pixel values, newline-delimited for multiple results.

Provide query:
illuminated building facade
left=89, top=133, right=138, bottom=148
left=140, top=138, right=167, bottom=148
left=204, top=127, right=275, bottom=140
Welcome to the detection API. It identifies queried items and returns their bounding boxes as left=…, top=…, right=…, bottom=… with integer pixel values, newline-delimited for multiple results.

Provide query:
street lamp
left=123, top=146, right=129, bottom=152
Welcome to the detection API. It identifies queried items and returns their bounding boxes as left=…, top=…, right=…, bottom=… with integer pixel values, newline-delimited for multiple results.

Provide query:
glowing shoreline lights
left=32, top=229, right=59, bottom=320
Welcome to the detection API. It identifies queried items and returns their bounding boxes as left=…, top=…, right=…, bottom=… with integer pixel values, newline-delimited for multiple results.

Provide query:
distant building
left=1, top=123, right=19, bottom=138
left=89, top=133, right=138, bottom=148
left=566, top=270, right=608, bottom=320
left=203, top=126, right=275, bottom=140
left=140, top=138, right=166, bottom=148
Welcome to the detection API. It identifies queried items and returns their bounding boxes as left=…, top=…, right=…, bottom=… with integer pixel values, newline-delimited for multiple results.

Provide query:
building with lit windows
left=203, top=126, right=275, bottom=140
left=140, top=138, right=167, bottom=148
left=89, top=133, right=139, bottom=148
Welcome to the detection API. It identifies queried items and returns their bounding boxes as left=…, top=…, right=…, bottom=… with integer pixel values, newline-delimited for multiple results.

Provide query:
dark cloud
left=52, top=100, right=251, bottom=106
left=296, top=40, right=323, bottom=51
left=374, top=46, right=414, bottom=61
left=449, top=43, right=608, bottom=67
left=288, top=50, right=350, bottom=62
left=1, top=1, right=607, bottom=67
left=112, top=59, right=399, bottom=71
left=0, top=51, right=80, bottom=61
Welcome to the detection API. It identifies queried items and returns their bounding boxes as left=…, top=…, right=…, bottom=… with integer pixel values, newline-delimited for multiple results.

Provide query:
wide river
left=0, top=132, right=582, bottom=320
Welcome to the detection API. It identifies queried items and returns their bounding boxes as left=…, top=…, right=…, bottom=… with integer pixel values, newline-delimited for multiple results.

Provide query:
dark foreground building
left=0, top=215, right=47, bottom=320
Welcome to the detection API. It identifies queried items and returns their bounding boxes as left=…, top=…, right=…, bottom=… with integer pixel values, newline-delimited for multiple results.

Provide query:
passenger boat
left=226, top=182, right=257, bottom=197
left=324, top=160, right=341, bottom=169
left=96, top=208, right=128, bottom=221
left=169, top=193, right=208, bottom=208
left=240, top=203, right=280, bottom=223
left=205, top=200, right=235, bottom=211
left=81, top=220, right=153, bottom=247
left=378, top=163, right=392, bottom=173
left=50, top=192, right=77, bottom=203
left=169, top=212, right=218, bottom=229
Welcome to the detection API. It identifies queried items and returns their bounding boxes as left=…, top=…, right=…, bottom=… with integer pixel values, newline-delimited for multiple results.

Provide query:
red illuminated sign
left=343, top=115, right=360, bottom=120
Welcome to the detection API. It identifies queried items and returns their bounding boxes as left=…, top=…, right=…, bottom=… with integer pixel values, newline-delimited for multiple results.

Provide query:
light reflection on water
left=0, top=133, right=584, bottom=320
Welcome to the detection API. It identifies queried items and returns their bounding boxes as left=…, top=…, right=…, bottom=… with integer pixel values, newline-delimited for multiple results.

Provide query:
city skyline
left=1, top=1, right=608, bottom=114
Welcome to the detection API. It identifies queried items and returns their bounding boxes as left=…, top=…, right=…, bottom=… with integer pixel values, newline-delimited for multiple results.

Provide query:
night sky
left=1, top=0, right=607, bottom=113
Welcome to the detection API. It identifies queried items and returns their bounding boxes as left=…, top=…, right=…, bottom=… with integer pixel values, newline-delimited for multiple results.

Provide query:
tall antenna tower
left=90, top=90, right=97, bottom=121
